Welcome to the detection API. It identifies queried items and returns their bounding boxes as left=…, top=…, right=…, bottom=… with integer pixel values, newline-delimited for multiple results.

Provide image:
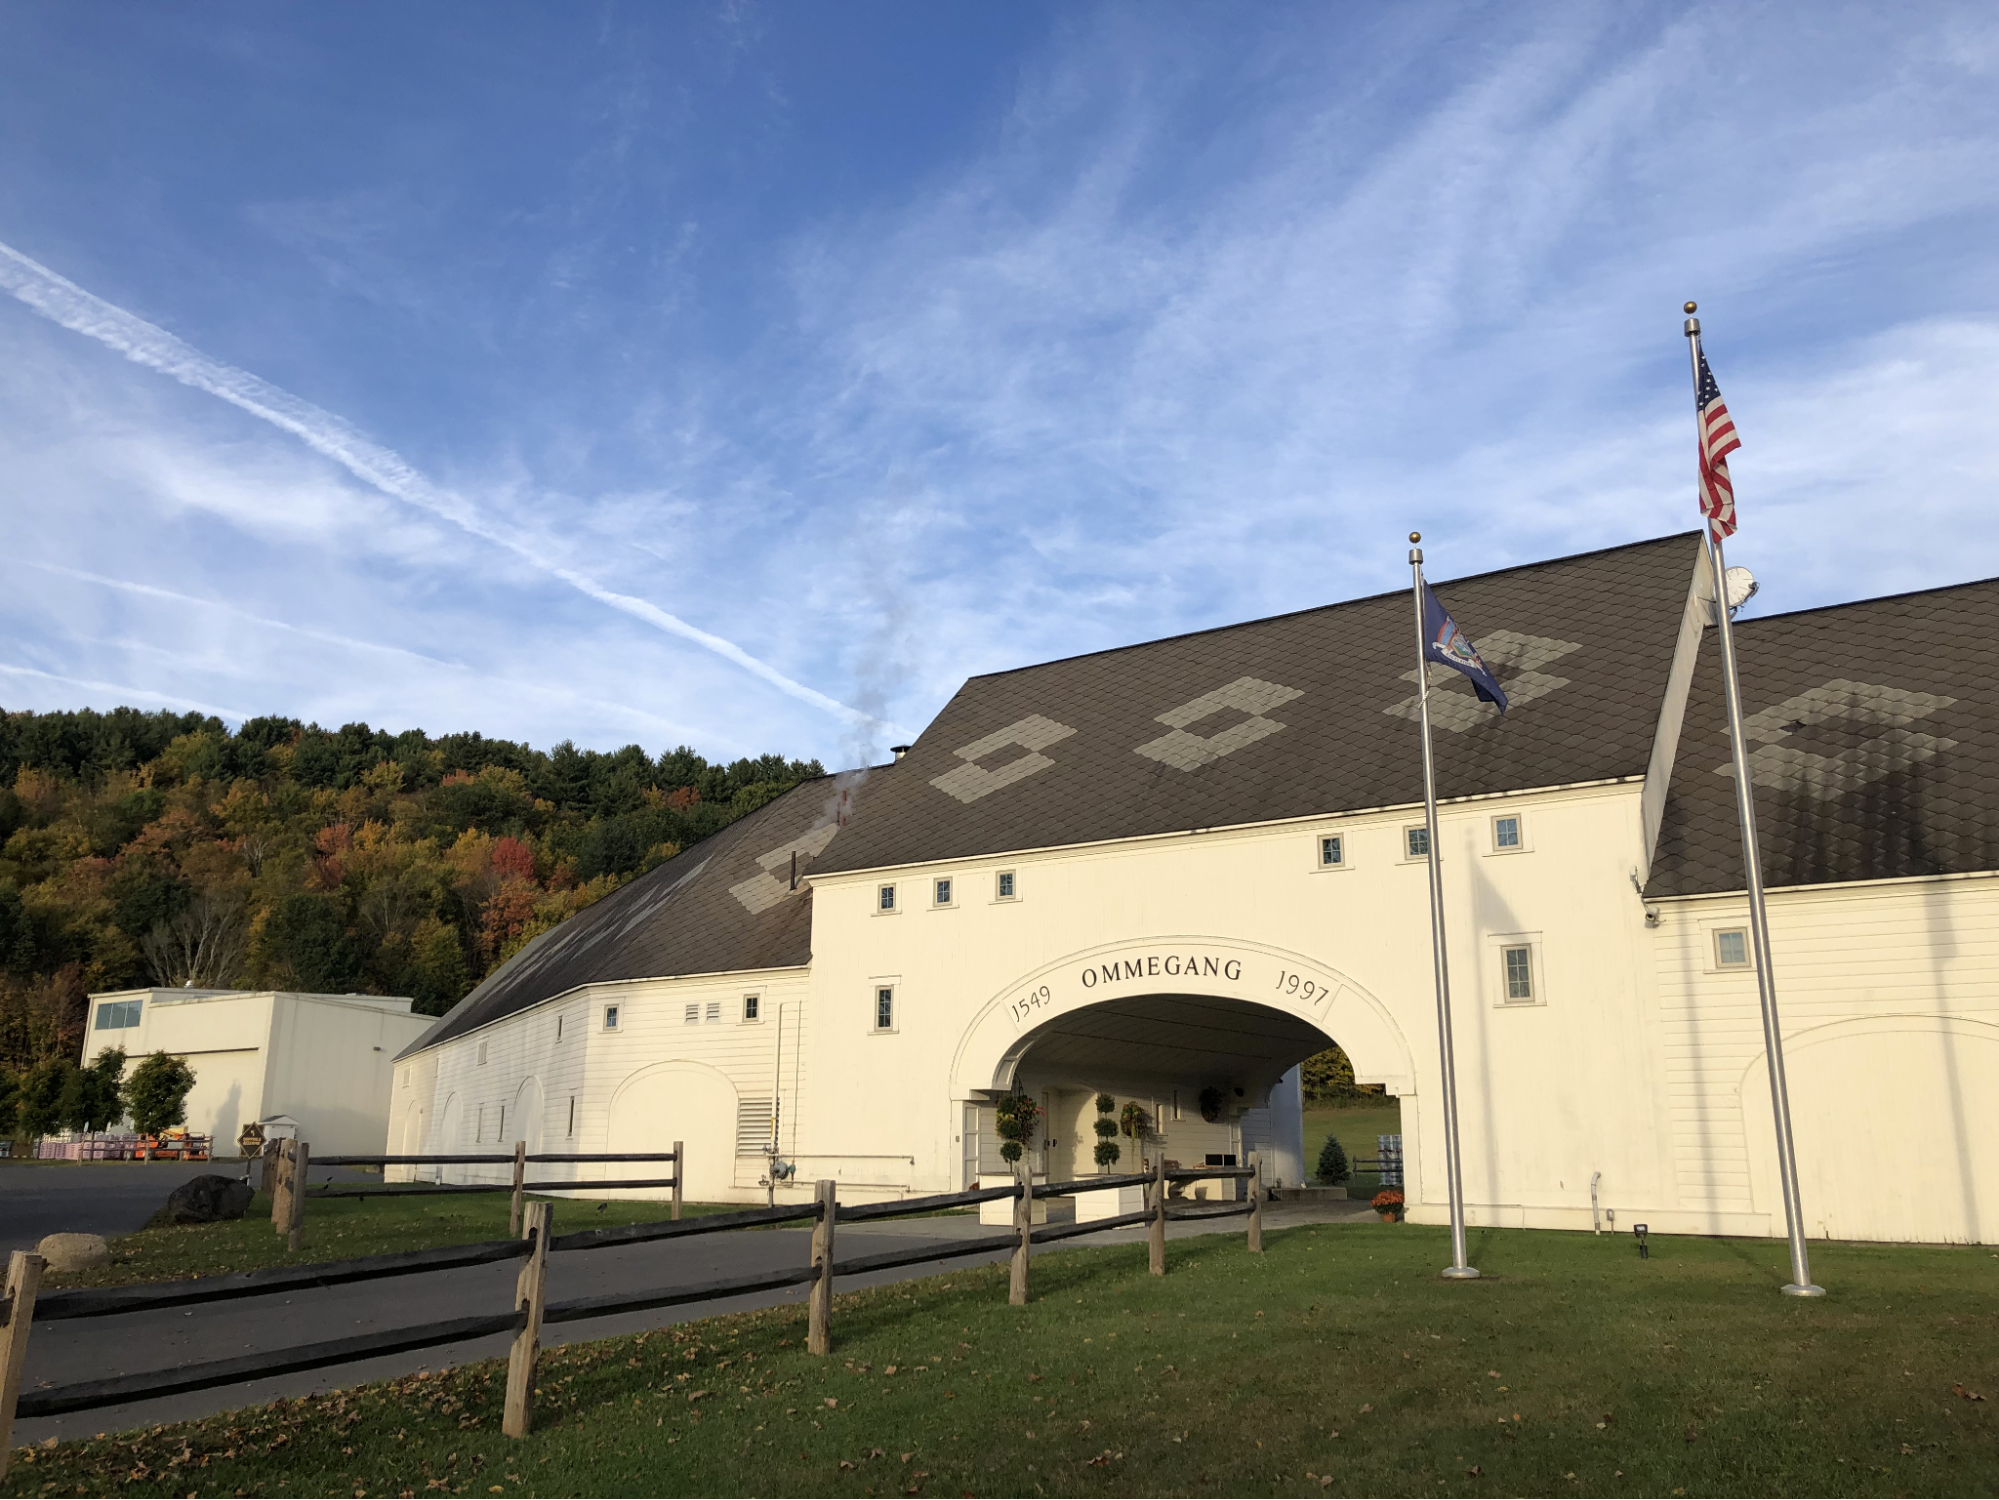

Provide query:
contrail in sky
left=0, top=238, right=884, bottom=731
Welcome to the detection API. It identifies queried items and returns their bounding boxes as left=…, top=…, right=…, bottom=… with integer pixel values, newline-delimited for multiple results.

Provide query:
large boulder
left=37, top=1233, right=110, bottom=1271
left=163, top=1173, right=256, bottom=1225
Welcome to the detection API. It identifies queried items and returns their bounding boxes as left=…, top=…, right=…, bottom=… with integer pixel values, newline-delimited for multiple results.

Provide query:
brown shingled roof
left=816, top=532, right=1706, bottom=874
left=1645, top=575, right=1999, bottom=898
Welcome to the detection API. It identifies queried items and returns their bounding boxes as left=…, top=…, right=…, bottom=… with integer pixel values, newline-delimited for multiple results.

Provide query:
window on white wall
left=743, top=994, right=761, bottom=1022
left=996, top=870, right=1016, bottom=900
left=555, top=1014, right=563, bottom=1041
left=1319, top=834, right=1345, bottom=868
left=934, top=877, right=954, bottom=907
left=1714, top=928, right=1751, bottom=969
left=1404, top=826, right=1431, bottom=859
left=874, top=985, right=896, bottom=1032
left=878, top=883, right=897, bottom=913
left=1502, top=945, right=1534, bottom=1001
left=603, top=1004, right=620, bottom=1031
left=566, top=1097, right=576, bottom=1137
left=476, top=1104, right=486, bottom=1142
left=95, top=999, right=142, bottom=1030
left=477, top=1041, right=488, bottom=1066
left=1492, top=814, right=1524, bottom=851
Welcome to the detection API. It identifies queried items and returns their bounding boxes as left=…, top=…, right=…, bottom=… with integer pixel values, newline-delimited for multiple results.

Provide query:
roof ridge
left=1731, top=570, right=1999, bottom=628
left=959, top=530, right=1703, bottom=682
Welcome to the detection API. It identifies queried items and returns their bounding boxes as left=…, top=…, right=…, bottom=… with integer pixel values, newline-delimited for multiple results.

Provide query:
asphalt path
left=9, top=1196, right=1368, bottom=1443
left=0, top=1160, right=377, bottom=1255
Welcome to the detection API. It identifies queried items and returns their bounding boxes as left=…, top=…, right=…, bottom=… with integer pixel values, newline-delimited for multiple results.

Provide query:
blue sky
left=2, top=3, right=1994, bottom=770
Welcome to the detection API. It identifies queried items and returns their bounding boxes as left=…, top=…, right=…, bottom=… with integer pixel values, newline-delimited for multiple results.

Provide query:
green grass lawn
left=40, top=1190, right=743, bottom=1291
left=1303, top=1101, right=1401, bottom=1199
left=8, top=1222, right=1993, bottom=1497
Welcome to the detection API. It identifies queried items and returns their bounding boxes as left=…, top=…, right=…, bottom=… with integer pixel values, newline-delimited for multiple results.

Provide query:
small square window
left=743, top=993, right=761, bottom=1021
left=878, top=884, right=897, bottom=913
left=684, top=1003, right=699, bottom=1025
left=603, top=1004, right=620, bottom=1031
left=1405, top=826, right=1431, bottom=859
left=934, top=877, right=953, bottom=907
left=1503, top=945, right=1534, bottom=1002
left=1715, top=928, right=1751, bottom=969
left=705, top=1001, right=722, bottom=1023
left=1320, top=835, right=1345, bottom=868
left=1493, top=815, right=1522, bottom=850
left=996, top=871, right=1016, bottom=899
left=874, top=985, right=895, bottom=1032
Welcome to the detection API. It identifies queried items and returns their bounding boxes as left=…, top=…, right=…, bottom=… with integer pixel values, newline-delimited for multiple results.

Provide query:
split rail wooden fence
left=0, top=1152, right=1262, bottom=1478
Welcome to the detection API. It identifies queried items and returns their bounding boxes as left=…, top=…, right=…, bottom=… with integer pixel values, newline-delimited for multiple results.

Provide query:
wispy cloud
left=0, top=239, right=885, bottom=733
left=0, top=662, right=251, bottom=722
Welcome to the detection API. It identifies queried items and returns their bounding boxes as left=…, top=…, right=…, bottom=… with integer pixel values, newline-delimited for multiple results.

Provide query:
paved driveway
left=0, top=1160, right=385, bottom=1255
left=9, top=1196, right=1369, bottom=1442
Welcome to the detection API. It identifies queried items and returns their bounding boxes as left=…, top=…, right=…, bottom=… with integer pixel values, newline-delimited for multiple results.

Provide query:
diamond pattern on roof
left=730, top=818, right=844, bottom=914
left=930, top=714, right=1079, bottom=804
left=1384, top=630, right=1583, bottom=733
left=1135, top=676, right=1304, bottom=771
left=1647, top=583, right=1998, bottom=898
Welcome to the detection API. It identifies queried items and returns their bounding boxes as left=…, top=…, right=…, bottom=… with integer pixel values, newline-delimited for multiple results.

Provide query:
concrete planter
left=1074, top=1183, right=1148, bottom=1222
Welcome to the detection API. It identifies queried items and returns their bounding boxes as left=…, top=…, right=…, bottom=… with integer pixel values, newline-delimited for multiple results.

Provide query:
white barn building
left=391, top=534, right=1998, bottom=1245
left=84, top=987, right=432, bottom=1156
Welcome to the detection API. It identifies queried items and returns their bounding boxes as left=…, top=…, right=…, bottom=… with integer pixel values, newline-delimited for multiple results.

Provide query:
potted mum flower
left=1371, top=1188, right=1405, bottom=1223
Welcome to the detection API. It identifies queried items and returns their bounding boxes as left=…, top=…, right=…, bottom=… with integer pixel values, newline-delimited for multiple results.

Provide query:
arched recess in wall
left=434, top=1093, right=461, bottom=1185
left=607, top=1060, right=738, bottom=1203
left=951, top=934, right=1416, bottom=1101
left=398, top=1100, right=427, bottom=1181
left=513, top=1075, right=547, bottom=1155
left=1740, top=1015, right=1998, bottom=1246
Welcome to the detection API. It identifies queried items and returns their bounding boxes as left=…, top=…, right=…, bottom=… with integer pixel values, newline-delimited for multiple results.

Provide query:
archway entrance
left=991, top=993, right=1337, bottom=1190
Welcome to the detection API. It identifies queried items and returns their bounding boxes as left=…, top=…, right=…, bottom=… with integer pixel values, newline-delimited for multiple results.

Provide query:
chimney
left=890, top=744, right=911, bottom=762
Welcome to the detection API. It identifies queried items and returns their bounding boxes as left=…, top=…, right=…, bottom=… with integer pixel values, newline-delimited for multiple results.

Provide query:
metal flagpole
left=1683, top=305, right=1823, bottom=1298
left=1409, top=533, right=1477, bottom=1281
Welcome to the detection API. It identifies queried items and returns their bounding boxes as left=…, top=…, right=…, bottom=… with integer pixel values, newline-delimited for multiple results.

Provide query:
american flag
left=1695, top=349, right=1741, bottom=540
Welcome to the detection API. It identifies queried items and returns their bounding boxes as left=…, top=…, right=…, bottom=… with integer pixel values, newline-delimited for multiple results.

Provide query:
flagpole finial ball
left=1409, top=531, right=1421, bottom=544
left=1683, top=301, right=1698, bottom=314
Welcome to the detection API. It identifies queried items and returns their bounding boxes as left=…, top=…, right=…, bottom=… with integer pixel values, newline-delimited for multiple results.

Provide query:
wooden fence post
left=287, top=1142, right=310, bottom=1253
left=270, top=1139, right=292, bottom=1232
left=1009, top=1161, right=1031, bottom=1306
left=503, top=1201, right=551, bottom=1438
left=508, top=1141, right=527, bottom=1237
left=671, top=1140, right=684, bottom=1222
left=0, top=1251, right=45, bottom=1480
left=807, top=1178, right=836, bottom=1355
left=258, top=1138, right=279, bottom=1200
left=1247, top=1155, right=1264, bottom=1253
left=1149, top=1154, right=1167, bottom=1277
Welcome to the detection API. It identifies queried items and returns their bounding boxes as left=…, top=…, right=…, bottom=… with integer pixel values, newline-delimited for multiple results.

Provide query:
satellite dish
left=1724, top=566, right=1758, bottom=615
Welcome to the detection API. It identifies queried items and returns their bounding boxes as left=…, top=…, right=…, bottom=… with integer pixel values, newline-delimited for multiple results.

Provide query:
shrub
left=1316, top=1132, right=1350, bottom=1184
left=127, top=1051, right=196, bottom=1136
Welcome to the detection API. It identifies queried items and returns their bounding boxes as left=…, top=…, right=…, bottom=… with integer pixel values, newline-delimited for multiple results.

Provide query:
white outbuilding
left=82, top=988, right=432, bottom=1156
left=391, top=533, right=1999, bottom=1245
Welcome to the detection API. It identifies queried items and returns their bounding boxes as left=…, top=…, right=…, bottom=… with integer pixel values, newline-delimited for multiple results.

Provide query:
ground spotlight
left=1633, top=1223, right=1650, bottom=1260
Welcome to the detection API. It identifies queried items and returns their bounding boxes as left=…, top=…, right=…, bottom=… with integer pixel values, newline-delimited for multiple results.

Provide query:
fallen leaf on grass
left=686, top=1390, right=710, bottom=1403
left=1360, top=1403, right=1373, bottom=1414
left=1466, top=1466, right=1483, bottom=1477
left=1086, top=1450, right=1126, bottom=1467
left=1954, top=1385, right=1986, bottom=1402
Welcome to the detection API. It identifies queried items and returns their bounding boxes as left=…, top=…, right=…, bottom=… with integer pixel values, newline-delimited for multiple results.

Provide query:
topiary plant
left=1092, top=1092, right=1120, bottom=1168
left=1316, top=1132, right=1351, bottom=1185
left=994, top=1091, right=1042, bottom=1165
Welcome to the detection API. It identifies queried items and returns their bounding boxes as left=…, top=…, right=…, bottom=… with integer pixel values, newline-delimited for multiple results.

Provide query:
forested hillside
left=0, top=707, right=823, bottom=1069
